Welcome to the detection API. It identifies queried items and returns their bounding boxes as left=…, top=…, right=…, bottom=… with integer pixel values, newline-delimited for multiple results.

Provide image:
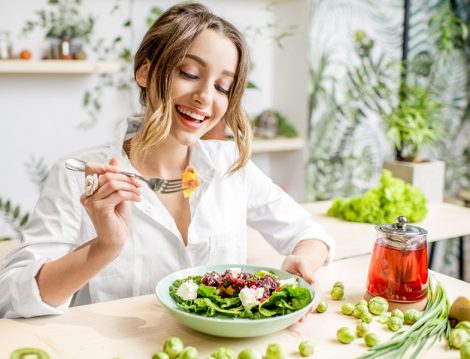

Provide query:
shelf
left=252, top=137, right=304, bottom=153
left=0, top=60, right=121, bottom=74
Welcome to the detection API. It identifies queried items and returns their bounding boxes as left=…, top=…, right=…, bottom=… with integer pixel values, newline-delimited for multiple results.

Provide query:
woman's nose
left=192, top=80, right=212, bottom=106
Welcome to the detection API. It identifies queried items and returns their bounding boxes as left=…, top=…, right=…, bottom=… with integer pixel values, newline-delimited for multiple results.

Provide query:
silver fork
left=65, top=158, right=184, bottom=194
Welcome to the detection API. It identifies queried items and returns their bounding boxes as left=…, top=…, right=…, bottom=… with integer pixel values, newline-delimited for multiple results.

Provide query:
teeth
left=177, top=106, right=206, bottom=122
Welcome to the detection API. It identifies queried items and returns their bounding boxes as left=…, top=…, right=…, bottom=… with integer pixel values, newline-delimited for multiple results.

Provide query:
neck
left=133, top=137, right=190, bottom=179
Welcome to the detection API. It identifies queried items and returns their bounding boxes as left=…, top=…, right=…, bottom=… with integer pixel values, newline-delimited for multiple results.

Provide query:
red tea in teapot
left=366, top=240, right=428, bottom=302
left=366, top=216, right=428, bottom=304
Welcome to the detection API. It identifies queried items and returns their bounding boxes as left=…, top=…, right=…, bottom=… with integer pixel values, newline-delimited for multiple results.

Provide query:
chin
left=171, top=131, right=201, bottom=146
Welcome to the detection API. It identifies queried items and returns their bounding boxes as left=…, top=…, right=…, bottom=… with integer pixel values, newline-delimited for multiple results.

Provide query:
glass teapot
left=366, top=216, right=428, bottom=304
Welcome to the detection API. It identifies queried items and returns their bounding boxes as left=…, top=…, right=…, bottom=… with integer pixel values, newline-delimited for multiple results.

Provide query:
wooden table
left=248, top=200, right=470, bottom=263
left=0, top=255, right=466, bottom=359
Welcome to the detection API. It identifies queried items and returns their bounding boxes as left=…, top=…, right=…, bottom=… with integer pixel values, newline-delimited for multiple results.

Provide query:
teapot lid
left=375, top=216, right=427, bottom=240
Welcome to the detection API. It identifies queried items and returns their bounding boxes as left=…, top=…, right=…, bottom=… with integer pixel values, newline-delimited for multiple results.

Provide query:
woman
left=0, top=2, right=334, bottom=318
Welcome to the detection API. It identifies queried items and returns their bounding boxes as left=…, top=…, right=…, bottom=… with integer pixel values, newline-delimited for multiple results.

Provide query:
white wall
left=0, top=0, right=310, bottom=225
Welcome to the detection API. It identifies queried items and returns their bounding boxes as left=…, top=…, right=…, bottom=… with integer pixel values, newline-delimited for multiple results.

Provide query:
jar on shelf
left=0, top=31, right=13, bottom=59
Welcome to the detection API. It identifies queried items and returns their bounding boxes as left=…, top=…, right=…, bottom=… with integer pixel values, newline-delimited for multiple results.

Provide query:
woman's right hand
left=80, top=158, right=141, bottom=256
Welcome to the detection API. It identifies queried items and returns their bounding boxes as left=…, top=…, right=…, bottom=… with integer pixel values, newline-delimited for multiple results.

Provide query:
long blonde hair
left=130, top=2, right=252, bottom=174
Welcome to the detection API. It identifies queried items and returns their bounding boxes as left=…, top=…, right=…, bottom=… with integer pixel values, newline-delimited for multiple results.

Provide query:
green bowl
left=155, top=263, right=318, bottom=338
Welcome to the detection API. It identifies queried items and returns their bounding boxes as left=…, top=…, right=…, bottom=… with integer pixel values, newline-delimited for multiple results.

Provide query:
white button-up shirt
left=0, top=118, right=334, bottom=318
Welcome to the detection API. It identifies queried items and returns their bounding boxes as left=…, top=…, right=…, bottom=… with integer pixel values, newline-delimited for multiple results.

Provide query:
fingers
left=282, top=255, right=316, bottom=285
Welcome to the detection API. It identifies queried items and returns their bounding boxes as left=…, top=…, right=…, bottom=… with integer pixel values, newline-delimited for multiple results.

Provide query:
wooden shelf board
left=0, top=60, right=121, bottom=74
left=251, top=137, right=304, bottom=153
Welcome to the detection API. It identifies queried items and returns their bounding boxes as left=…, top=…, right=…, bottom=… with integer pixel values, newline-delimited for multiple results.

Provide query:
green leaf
left=123, top=19, right=131, bottom=27
left=20, top=214, right=29, bottom=227
left=13, top=206, right=20, bottom=219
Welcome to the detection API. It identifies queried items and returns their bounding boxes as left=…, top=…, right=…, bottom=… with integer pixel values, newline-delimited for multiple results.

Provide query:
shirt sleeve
left=244, top=160, right=335, bottom=264
left=0, top=159, right=82, bottom=318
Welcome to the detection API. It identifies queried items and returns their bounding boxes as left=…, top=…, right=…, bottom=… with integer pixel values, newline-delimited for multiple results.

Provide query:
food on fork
left=181, top=165, right=201, bottom=198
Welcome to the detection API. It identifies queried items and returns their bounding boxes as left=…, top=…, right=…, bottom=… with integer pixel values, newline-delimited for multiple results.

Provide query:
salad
left=169, top=268, right=313, bottom=319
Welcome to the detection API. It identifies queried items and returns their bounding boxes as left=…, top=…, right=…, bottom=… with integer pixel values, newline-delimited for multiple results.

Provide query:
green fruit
left=354, top=304, right=369, bottom=319
left=456, top=321, right=470, bottom=334
left=336, top=327, right=355, bottom=344
left=356, top=322, right=369, bottom=337
left=299, top=340, right=315, bottom=357
left=210, top=347, right=234, bottom=359
left=368, top=297, right=389, bottom=315
left=316, top=300, right=328, bottom=313
left=237, top=348, right=261, bottom=359
left=404, top=309, right=422, bottom=324
left=333, top=281, right=344, bottom=289
left=178, top=346, right=198, bottom=359
left=342, top=303, right=354, bottom=315
left=9, top=348, right=50, bottom=359
left=449, top=328, right=470, bottom=349
left=153, top=353, right=170, bottom=359
left=331, top=286, right=344, bottom=300
left=364, top=333, right=380, bottom=347
left=391, top=308, right=404, bottom=321
left=461, top=342, right=470, bottom=359
left=164, top=337, right=184, bottom=359
left=361, top=312, right=373, bottom=324
left=265, top=343, right=284, bottom=359
left=377, top=313, right=390, bottom=324
left=356, top=299, right=368, bottom=307
left=387, top=316, right=404, bottom=332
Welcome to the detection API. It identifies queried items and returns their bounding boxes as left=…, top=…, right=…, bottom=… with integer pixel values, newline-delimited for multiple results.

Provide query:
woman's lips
left=176, top=109, right=205, bottom=130
left=175, top=105, right=211, bottom=130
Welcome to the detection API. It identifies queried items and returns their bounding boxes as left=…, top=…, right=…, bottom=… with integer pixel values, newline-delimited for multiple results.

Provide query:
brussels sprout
left=368, top=297, right=389, bottom=315
left=209, top=347, right=234, bottom=359
left=152, top=353, right=170, bottom=359
left=316, top=300, right=328, bottom=313
left=354, top=304, right=369, bottom=319
left=331, top=286, right=344, bottom=300
left=391, top=308, right=404, bottom=321
left=164, top=337, right=185, bottom=359
left=356, top=299, right=368, bottom=307
left=336, top=327, right=355, bottom=344
left=237, top=348, right=261, bottom=359
left=403, top=309, right=422, bottom=324
left=342, top=303, right=354, bottom=315
left=461, top=342, right=470, bottom=359
left=387, top=316, right=404, bottom=332
left=356, top=322, right=369, bottom=337
left=456, top=321, right=470, bottom=334
left=449, top=328, right=470, bottom=349
left=377, top=313, right=390, bottom=324
left=299, top=340, right=315, bottom=357
left=364, top=333, right=380, bottom=347
left=178, top=346, right=198, bottom=359
left=361, top=312, right=373, bottom=324
left=265, top=343, right=285, bottom=359
left=333, top=281, right=344, bottom=289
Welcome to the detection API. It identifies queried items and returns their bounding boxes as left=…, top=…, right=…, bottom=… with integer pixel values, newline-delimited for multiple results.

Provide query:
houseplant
left=382, top=82, right=446, bottom=203
left=22, top=0, right=95, bottom=59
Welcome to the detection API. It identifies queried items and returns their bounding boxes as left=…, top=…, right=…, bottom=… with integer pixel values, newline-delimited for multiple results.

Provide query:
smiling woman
left=0, top=2, right=334, bottom=319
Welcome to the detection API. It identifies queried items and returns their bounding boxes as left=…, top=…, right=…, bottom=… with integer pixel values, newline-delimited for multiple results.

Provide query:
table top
left=0, top=255, right=466, bottom=359
left=248, top=200, right=470, bottom=262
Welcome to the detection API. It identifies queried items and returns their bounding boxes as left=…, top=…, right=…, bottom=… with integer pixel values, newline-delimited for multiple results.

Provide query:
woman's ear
left=136, top=61, right=150, bottom=88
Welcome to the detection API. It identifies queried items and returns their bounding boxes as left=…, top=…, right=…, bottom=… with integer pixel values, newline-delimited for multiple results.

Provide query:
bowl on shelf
left=155, top=263, right=318, bottom=338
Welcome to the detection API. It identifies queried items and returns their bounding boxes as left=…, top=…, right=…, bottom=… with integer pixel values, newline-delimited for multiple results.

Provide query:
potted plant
left=382, top=83, right=446, bottom=203
left=22, top=0, right=95, bottom=59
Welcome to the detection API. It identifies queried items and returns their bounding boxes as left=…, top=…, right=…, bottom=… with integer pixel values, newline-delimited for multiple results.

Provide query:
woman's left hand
left=281, top=239, right=329, bottom=319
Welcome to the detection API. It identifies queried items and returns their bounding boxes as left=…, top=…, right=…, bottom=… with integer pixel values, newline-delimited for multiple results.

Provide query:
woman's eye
left=215, top=84, right=230, bottom=95
left=179, top=70, right=198, bottom=79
